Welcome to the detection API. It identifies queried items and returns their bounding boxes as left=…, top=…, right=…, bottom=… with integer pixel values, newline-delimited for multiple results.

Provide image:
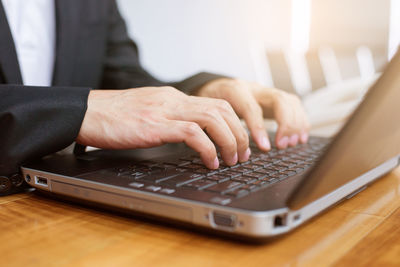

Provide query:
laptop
left=21, top=51, right=400, bottom=240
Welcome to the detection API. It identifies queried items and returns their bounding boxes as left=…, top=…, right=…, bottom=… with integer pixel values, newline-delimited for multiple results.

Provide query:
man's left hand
left=196, top=78, right=310, bottom=151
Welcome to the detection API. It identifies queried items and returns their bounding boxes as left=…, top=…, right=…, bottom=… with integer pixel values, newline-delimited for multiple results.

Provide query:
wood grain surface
left=1, top=168, right=400, bottom=267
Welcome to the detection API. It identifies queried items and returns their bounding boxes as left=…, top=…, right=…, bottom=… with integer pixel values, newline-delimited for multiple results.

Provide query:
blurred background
left=116, top=0, right=399, bottom=136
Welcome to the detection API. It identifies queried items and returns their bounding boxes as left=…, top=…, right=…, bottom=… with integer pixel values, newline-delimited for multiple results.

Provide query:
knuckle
left=219, top=78, right=243, bottom=89
left=216, top=99, right=232, bottom=111
left=184, top=122, right=201, bottom=136
left=161, top=86, right=180, bottom=95
left=207, top=109, right=221, bottom=121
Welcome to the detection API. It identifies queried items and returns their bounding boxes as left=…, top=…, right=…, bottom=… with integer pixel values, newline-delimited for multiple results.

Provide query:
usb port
left=35, top=176, right=48, bottom=187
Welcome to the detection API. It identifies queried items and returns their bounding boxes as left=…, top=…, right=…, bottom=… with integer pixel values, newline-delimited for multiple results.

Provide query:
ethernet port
left=274, top=214, right=287, bottom=228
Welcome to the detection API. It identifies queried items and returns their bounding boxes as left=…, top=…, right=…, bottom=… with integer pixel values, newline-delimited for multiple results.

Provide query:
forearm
left=0, top=85, right=90, bottom=194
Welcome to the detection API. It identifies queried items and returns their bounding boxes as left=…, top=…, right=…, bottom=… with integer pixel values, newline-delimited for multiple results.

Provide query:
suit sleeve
left=0, top=85, right=90, bottom=194
left=100, top=1, right=227, bottom=95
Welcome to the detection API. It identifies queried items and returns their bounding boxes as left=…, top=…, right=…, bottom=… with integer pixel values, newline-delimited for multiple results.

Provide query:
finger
left=288, top=134, right=299, bottom=147
left=232, top=94, right=271, bottom=152
left=286, top=98, right=310, bottom=146
left=178, top=98, right=240, bottom=166
left=197, top=112, right=238, bottom=166
left=206, top=98, right=251, bottom=163
left=274, top=96, right=304, bottom=149
left=160, top=120, right=219, bottom=169
left=275, top=111, right=293, bottom=150
left=299, top=109, right=311, bottom=144
left=288, top=103, right=301, bottom=147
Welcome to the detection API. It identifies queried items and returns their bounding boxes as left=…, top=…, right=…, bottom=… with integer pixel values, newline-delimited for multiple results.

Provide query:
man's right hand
left=76, top=86, right=251, bottom=169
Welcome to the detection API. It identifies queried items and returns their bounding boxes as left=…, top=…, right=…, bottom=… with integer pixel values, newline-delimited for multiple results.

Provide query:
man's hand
left=76, top=87, right=251, bottom=169
left=195, top=78, right=310, bottom=150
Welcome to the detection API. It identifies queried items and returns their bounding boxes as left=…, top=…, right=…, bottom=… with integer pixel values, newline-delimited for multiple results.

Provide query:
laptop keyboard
left=109, top=136, right=330, bottom=202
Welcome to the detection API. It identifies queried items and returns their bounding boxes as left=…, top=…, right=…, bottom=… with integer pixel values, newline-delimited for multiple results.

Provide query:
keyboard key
left=184, top=179, right=217, bottom=190
left=279, top=170, right=297, bottom=177
left=277, top=162, right=296, bottom=168
left=275, top=173, right=289, bottom=180
left=163, top=158, right=191, bottom=166
left=179, top=155, right=195, bottom=161
left=183, top=164, right=202, bottom=169
left=241, top=184, right=260, bottom=192
left=286, top=158, right=303, bottom=163
left=256, top=161, right=273, bottom=168
left=249, top=159, right=264, bottom=166
left=286, top=167, right=301, bottom=173
left=217, top=166, right=231, bottom=172
left=136, top=168, right=182, bottom=183
left=161, top=173, right=204, bottom=187
left=251, top=180, right=270, bottom=187
left=249, top=156, right=260, bottom=162
left=174, top=167, right=189, bottom=173
left=243, top=164, right=262, bottom=172
left=219, top=170, right=241, bottom=178
left=270, top=158, right=282, bottom=164
left=231, top=166, right=252, bottom=174
left=207, top=174, right=230, bottom=183
left=239, top=161, right=250, bottom=166
left=128, top=182, right=144, bottom=188
left=209, top=196, right=231, bottom=205
left=145, top=185, right=161, bottom=192
left=160, top=188, right=175, bottom=194
left=117, top=171, right=147, bottom=179
left=205, top=181, right=243, bottom=194
left=265, top=151, right=277, bottom=157
left=243, top=172, right=267, bottom=180
left=232, top=176, right=257, bottom=184
left=276, top=166, right=289, bottom=172
left=136, top=173, right=173, bottom=183
left=113, top=166, right=151, bottom=176
left=226, top=188, right=249, bottom=198
left=195, top=168, right=218, bottom=175
left=138, top=161, right=162, bottom=167
left=256, top=168, right=278, bottom=175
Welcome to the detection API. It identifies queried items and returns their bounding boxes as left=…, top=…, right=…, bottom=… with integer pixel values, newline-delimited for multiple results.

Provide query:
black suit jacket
left=0, top=0, right=223, bottom=195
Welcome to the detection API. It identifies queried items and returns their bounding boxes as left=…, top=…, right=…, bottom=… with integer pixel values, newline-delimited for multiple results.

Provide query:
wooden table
left=1, top=168, right=400, bottom=267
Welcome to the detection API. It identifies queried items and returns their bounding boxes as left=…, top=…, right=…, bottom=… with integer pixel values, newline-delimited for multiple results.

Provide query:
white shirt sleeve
left=1, top=0, right=55, bottom=86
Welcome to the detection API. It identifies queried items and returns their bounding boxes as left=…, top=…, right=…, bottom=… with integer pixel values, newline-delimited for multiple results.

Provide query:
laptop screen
left=288, top=50, right=400, bottom=209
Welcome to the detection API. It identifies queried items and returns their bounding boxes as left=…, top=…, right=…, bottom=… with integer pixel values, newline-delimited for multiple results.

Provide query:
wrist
left=195, top=78, right=240, bottom=97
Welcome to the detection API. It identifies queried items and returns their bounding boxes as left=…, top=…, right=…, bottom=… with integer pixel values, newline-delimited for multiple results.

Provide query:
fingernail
left=260, top=136, right=271, bottom=150
left=289, top=134, right=299, bottom=146
left=240, top=148, right=251, bottom=162
left=278, top=136, right=289, bottom=149
left=301, top=132, right=309, bottom=143
left=230, top=153, right=238, bottom=166
left=213, top=157, right=219, bottom=169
